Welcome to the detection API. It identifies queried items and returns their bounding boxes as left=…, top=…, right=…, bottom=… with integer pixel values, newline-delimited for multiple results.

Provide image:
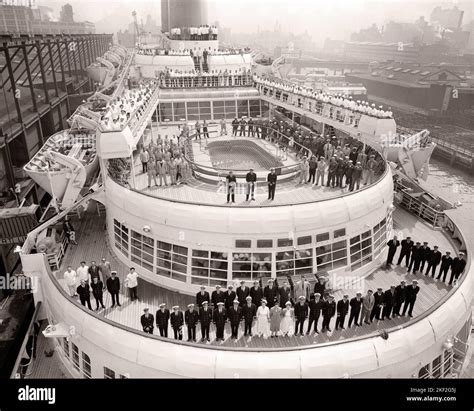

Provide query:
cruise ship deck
left=54, top=204, right=455, bottom=349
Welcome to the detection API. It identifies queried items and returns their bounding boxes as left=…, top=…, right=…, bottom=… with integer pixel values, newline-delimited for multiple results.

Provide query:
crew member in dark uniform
left=386, top=235, right=400, bottom=267
left=247, top=117, right=255, bottom=137
left=397, top=236, right=414, bottom=267
left=294, top=295, right=308, bottom=336
left=402, top=280, right=420, bottom=317
left=321, top=295, right=336, bottom=332
left=170, top=305, right=184, bottom=340
left=199, top=301, right=213, bottom=342
left=335, top=294, right=349, bottom=330
left=106, top=271, right=121, bottom=307
left=239, top=117, right=247, bottom=136
left=232, top=117, right=239, bottom=136
left=419, top=242, right=431, bottom=272
left=156, top=303, right=170, bottom=337
left=279, top=282, right=292, bottom=307
left=425, top=245, right=441, bottom=277
left=267, top=168, right=277, bottom=200
left=224, top=285, right=237, bottom=310
left=436, top=251, right=452, bottom=282
left=382, top=285, right=397, bottom=320
left=140, top=308, right=154, bottom=334
left=226, top=171, right=237, bottom=203
left=242, top=296, right=256, bottom=336
left=91, top=277, right=105, bottom=310
left=250, top=280, right=263, bottom=307
left=185, top=303, right=199, bottom=342
left=211, top=285, right=225, bottom=308
left=245, top=169, right=257, bottom=201
left=408, top=242, right=422, bottom=274
left=77, top=280, right=92, bottom=310
left=263, top=279, right=278, bottom=308
left=196, top=285, right=210, bottom=308
left=306, top=293, right=323, bottom=334
left=449, top=252, right=467, bottom=286
left=371, top=288, right=385, bottom=321
left=393, top=280, right=407, bottom=317
left=348, top=292, right=363, bottom=327
left=213, top=302, right=227, bottom=342
left=228, top=300, right=242, bottom=339
left=236, top=281, right=250, bottom=305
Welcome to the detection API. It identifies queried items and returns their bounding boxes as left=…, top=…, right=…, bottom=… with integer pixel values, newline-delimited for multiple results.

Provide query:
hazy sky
left=40, top=0, right=473, bottom=42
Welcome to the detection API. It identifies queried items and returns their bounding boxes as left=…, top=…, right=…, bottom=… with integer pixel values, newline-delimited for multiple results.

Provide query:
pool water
left=207, top=140, right=284, bottom=170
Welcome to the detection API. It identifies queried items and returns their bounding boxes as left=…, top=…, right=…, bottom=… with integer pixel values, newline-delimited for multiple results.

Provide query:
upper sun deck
left=52, top=205, right=456, bottom=350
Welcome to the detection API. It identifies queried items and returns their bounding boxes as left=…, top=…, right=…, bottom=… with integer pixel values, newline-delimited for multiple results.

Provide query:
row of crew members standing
left=386, top=236, right=466, bottom=285
left=140, top=278, right=421, bottom=340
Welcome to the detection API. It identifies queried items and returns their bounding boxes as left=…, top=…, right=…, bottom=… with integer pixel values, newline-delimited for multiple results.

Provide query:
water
left=421, top=159, right=474, bottom=217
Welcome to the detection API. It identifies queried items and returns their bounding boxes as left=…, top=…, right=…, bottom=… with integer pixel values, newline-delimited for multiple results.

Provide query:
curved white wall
left=104, top=167, right=394, bottom=294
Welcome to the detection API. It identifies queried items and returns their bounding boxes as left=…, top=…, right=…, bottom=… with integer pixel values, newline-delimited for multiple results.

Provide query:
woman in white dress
left=256, top=299, right=271, bottom=338
left=280, top=301, right=294, bottom=336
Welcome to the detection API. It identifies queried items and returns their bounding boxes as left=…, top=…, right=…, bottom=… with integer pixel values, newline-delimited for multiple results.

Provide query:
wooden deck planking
left=53, top=207, right=454, bottom=349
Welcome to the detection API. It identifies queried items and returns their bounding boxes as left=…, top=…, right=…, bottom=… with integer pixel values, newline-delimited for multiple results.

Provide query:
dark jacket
left=170, top=311, right=184, bottom=329
left=263, top=285, right=278, bottom=305
left=313, top=281, right=326, bottom=297
left=88, top=265, right=100, bottom=281
left=76, top=284, right=90, bottom=299
left=246, top=172, right=257, bottom=183
left=349, top=297, right=363, bottom=313
left=196, top=291, right=210, bottom=307
left=440, top=255, right=453, bottom=269
left=199, top=307, right=213, bottom=325
left=452, top=257, right=467, bottom=275
left=411, top=245, right=422, bottom=261
left=213, top=308, right=227, bottom=326
left=228, top=306, right=242, bottom=325
left=336, top=299, right=349, bottom=316
left=395, top=285, right=407, bottom=303
left=236, top=286, right=250, bottom=305
left=294, top=301, right=309, bottom=319
left=374, top=291, right=385, bottom=307
left=106, top=277, right=120, bottom=294
left=267, top=172, right=277, bottom=185
left=156, top=309, right=170, bottom=327
left=249, top=287, right=263, bottom=306
left=279, top=286, right=292, bottom=306
left=308, top=299, right=323, bottom=318
left=322, top=301, right=336, bottom=318
left=406, top=285, right=420, bottom=302
left=224, top=290, right=237, bottom=309
left=400, top=239, right=414, bottom=253
left=211, top=290, right=226, bottom=307
left=387, top=239, right=400, bottom=251
left=141, top=314, right=154, bottom=331
left=428, top=250, right=442, bottom=265
left=185, top=309, right=199, bottom=327
left=242, top=303, right=257, bottom=322
left=90, top=280, right=103, bottom=299
left=420, top=246, right=431, bottom=261
left=384, top=289, right=397, bottom=307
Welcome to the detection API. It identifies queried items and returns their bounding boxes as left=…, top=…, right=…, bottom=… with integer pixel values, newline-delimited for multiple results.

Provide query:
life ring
left=447, top=219, right=455, bottom=233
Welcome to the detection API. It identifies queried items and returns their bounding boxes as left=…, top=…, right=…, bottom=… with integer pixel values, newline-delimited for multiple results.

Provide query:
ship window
left=249, top=99, right=261, bottom=117
left=257, top=239, right=273, bottom=248
left=158, top=103, right=172, bottom=122
left=71, top=343, right=80, bottom=372
left=373, top=217, right=387, bottom=257
left=237, top=99, right=249, bottom=117
left=104, top=367, right=115, bottom=379
left=235, top=240, right=251, bottom=248
left=232, top=252, right=271, bottom=282
left=82, top=352, right=92, bottom=379
left=350, top=230, right=372, bottom=270
left=276, top=248, right=313, bottom=277
left=213, top=101, right=225, bottom=117
left=277, top=238, right=293, bottom=247
left=130, top=230, right=154, bottom=272
left=156, top=241, right=188, bottom=282
left=113, top=219, right=129, bottom=257
left=316, top=240, right=347, bottom=272
left=224, top=100, right=236, bottom=118
left=191, top=249, right=228, bottom=286
left=334, top=228, right=346, bottom=238
left=316, top=232, right=330, bottom=243
left=62, top=338, right=70, bottom=358
left=173, top=102, right=186, bottom=121
left=297, top=236, right=312, bottom=246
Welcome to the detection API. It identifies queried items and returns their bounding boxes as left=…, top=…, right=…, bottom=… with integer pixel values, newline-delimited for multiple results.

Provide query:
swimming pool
left=207, top=140, right=284, bottom=170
